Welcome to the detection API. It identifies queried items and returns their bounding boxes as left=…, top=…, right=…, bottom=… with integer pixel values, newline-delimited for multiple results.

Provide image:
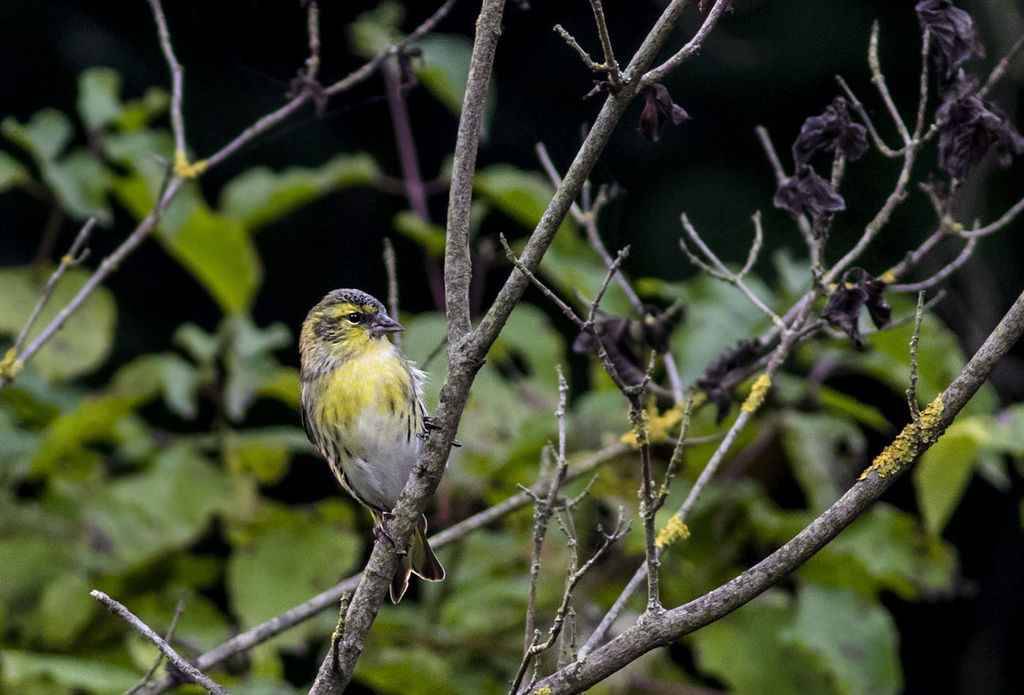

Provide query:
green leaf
left=173, top=322, right=221, bottom=365
left=346, top=2, right=406, bottom=58
left=117, top=87, right=169, bottom=131
left=44, top=149, right=114, bottom=224
left=218, top=153, right=379, bottom=229
left=226, top=426, right=312, bottom=484
left=156, top=201, right=262, bottom=314
left=158, top=353, right=201, bottom=419
left=226, top=521, right=360, bottom=636
left=0, top=651, right=136, bottom=695
left=474, top=164, right=557, bottom=230
left=77, top=67, right=123, bottom=132
left=1, top=109, right=73, bottom=162
left=665, top=274, right=775, bottom=384
left=393, top=210, right=446, bottom=256
left=914, top=418, right=985, bottom=535
left=492, top=302, right=565, bottom=392
left=691, top=591, right=841, bottom=695
left=257, top=366, right=302, bottom=409
left=0, top=266, right=117, bottom=380
left=0, top=149, right=29, bottom=191
left=29, top=363, right=159, bottom=476
left=38, top=574, right=95, bottom=648
left=223, top=316, right=292, bottom=421
left=356, top=646, right=452, bottom=695
left=0, top=538, right=73, bottom=612
left=780, top=585, right=902, bottom=695
left=414, top=34, right=496, bottom=130
left=86, top=446, right=248, bottom=568
left=816, top=383, right=890, bottom=431
left=781, top=412, right=867, bottom=510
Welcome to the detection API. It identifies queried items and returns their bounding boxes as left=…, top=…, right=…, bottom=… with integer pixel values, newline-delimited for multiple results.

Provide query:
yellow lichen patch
left=655, top=515, right=690, bottom=548
left=879, top=268, right=897, bottom=284
left=621, top=401, right=683, bottom=448
left=741, top=373, right=771, bottom=413
left=0, top=348, right=23, bottom=379
left=860, top=394, right=944, bottom=480
left=532, top=688, right=552, bottom=695
left=173, top=150, right=208, bottom=178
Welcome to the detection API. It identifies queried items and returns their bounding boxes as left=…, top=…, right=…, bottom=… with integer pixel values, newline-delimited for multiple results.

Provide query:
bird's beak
left=368, top=314, right=404, bottom=338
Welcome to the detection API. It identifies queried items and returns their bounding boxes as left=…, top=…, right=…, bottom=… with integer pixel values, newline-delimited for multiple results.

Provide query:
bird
left=299, top=288, right=445, bottom=603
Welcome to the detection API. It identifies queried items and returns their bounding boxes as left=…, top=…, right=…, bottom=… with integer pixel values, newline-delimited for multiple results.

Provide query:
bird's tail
left=390, top=513, right=445, bottom=603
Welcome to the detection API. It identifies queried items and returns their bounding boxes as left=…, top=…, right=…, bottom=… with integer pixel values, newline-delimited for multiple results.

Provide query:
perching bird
left=299, top=288, right=444, bottom=603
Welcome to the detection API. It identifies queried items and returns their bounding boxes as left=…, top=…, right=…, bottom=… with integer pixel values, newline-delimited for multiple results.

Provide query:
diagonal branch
left=91, top=591, right=227, bottom=695
left=538, top=284, right=1024, bottom=694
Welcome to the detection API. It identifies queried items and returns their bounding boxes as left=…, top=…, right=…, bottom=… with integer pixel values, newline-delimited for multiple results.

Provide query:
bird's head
left=300, top=289, right=403, bottom=361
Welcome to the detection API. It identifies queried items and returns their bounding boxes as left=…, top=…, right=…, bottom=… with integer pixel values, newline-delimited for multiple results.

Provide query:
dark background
left=2, top=1, right=1023, bottom=692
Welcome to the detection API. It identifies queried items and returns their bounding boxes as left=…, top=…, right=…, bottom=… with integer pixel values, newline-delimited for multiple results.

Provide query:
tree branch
left=91, top=591, right=228, bottom=695
left=538, top=285, right=1024, bottom=693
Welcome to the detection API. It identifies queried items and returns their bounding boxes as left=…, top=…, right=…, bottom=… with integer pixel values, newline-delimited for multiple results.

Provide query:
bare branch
left=960, top=195, right=1024, bottom=238
left=0, top=218, right=95, bottom=385
left=888, top=236, right=976, bottom=292
left=146, top=0, right=187, bottom=156
left=125, top=595, right=185, bottom=695
left=680, top=213, right=784, bottom=329
left=91, top=590, right=228, bottom=695
left=868, top=21, right=911, bottom=147
left=977, top=32, right=1024, bottom=100
left=641, top=0, right=733, bottom=86
left=541, top=286, right=1024, bottom=693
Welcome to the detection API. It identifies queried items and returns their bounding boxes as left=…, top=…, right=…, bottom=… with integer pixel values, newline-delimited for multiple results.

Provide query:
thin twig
left=522, top=369, right=571, bottom=655
left=501, top=235, right=630, bottom=392
left=91, top=591, right=228, bottom=695
left=1, top=218, right=95, bottom=383
left=582, top=300, right=814, bottom=656
left=680, top=213, right=784, bottom=328
left=960, top=195, right=1024, bottom=238
left=868, top=21, right=911, bottom=147
left=835, top=75, right=902, bottom=158
left=906, top=291, right=925, bottom=423
left=304, top=1, right=322, bottom=83
left=125, top=595, right=185, bottom=695
left=146, top=0, right=186, bottom=155
left=589, top=0, right=623, bottom=87
left=383, top=237, right=401, bottom=349
left=553, top=25, right=603, bottom=73
left=978, top=33, right=1024, bottom=100
left=536, top=142, right=641, bottom=313
left=888, top=236, right=976, bottom=292
left=510, top=510, right=629, bottom=694
left=641, top=0, right=733, bottom=85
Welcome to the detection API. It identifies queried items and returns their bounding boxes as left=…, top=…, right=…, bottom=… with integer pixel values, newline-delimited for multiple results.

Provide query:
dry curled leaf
left=697, top=338, right=767, bottom=423
left=773, top=164, right=845, bottom=229
left=639, top=83, right=690, bottom=142
left=821, top=267, right=892, bottom=350
left=916, top=0, right=985, bottom=86
left=792, top=97, right=868, bottom=165
left=936, top=89, right=1024, bottom=180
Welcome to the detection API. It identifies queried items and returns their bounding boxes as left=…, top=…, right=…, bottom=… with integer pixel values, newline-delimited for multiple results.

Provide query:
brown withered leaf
left=773, top=164, right=845, bottom=229
left=639, top=83, right=690, bottom=142
left=916, top=0, right=985, bottom=86
left=936, top=90, right=1024, bottom=180
left=697, top=338, right=767, bottom=423
left=820, top=268, right=891, bottom=349
left=792, top=97, right=868, bottom=165
left=573, top=305, right=683, bottom=386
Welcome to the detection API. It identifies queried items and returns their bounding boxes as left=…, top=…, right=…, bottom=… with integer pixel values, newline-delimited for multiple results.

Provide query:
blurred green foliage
left=2, top=5, right=1023, bottom=694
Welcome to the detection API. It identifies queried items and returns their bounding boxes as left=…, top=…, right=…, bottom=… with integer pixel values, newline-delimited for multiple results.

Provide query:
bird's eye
left=346, top=312, right=362, bottom=324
